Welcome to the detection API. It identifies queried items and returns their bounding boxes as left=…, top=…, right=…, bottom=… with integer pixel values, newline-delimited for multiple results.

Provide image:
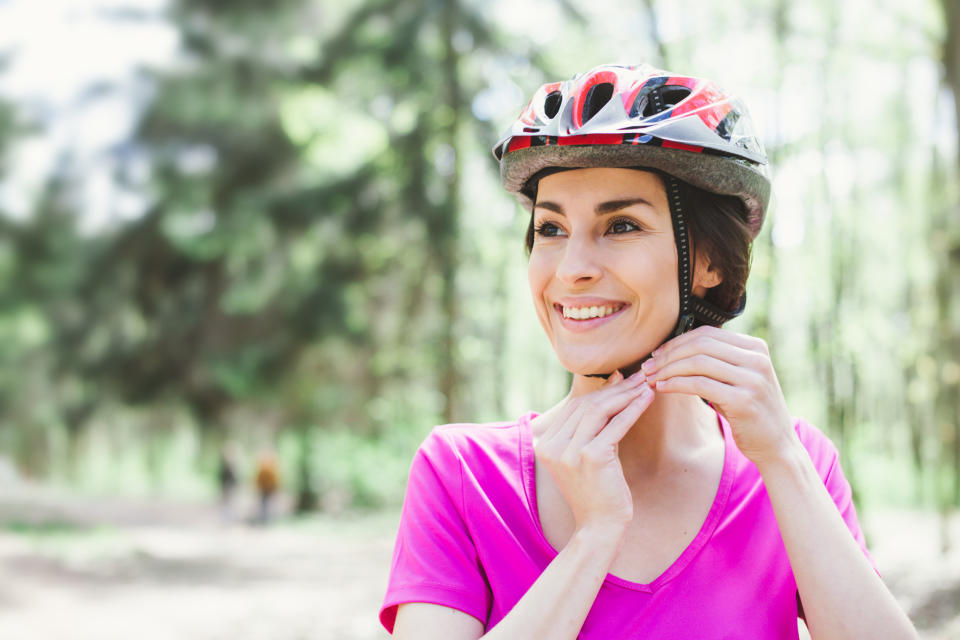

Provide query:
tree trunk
left=641, top=0, right=669, bottom=66
left=751, top=0, right=790, bottom=346
left=438, top=0, right=463, bottom=423
left=936, top=0, right=960, bottom=550
left=817, top=3, right=856, bottom=469
left=294, top=425, right=318, bottom=514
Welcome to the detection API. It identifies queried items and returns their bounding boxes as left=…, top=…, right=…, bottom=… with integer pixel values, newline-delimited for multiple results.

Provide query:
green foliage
left=0, top=0, right=957, bottom=517
left=307, top=422, right=424, bottom=510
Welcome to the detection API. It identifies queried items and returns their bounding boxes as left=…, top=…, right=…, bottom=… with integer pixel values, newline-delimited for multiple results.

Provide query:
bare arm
left=481, top=524, right=625, bottom=639
left=756, top=440, right=917, bottom=640
left=643, top=326, right=918, bottom=639
left=393, top=602, right=484, bottom=640
left=393, top=524, right=627, bottom=640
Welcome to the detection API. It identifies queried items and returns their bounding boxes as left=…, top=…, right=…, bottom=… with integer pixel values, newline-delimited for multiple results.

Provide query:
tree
left=934, top=0, right=960, bottom=546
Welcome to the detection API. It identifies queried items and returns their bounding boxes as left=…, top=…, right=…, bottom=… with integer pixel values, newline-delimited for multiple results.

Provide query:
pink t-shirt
left=379, top=410, right=877, bottom=638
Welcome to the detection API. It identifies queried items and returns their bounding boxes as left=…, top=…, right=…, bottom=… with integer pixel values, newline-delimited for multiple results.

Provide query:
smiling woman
left=380, top=63, right=919, bottom=640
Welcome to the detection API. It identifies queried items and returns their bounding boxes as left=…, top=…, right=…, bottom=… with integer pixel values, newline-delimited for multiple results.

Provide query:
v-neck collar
left=518, top=409, right=735, bottom=593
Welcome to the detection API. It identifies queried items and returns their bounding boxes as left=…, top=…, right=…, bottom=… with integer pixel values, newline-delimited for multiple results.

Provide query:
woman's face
left=528, top=168, right=717, bottom=375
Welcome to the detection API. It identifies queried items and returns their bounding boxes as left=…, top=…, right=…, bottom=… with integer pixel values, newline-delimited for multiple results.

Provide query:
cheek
left=656, top=252, right=679, bottom=293
left=652, top=252, right=681, bottom=316
left=622, top=245, right=678, bottom=308
left=527, top=253, right=549, bottom=303
left=527, top=252, right=556, bottom=328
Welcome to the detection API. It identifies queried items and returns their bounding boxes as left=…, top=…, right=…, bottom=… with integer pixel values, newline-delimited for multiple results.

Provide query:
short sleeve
left=795, top=420, right=880, bottom=576
left=379, top=428, right=491, bottom=634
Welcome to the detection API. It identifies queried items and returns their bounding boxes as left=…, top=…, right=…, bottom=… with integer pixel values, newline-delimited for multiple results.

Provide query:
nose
left=555, top=235, right=603, bottom=287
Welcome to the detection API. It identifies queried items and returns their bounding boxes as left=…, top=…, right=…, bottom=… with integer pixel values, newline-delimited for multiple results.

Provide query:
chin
left=546, top=316, right=675, bottom=375
left=552, top=329, right=669, bottom=376
left=556, top=351, right=643, bottom=377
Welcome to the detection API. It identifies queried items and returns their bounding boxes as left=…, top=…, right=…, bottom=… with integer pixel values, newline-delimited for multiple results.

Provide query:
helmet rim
left=500, top=141, right=770, bottom=238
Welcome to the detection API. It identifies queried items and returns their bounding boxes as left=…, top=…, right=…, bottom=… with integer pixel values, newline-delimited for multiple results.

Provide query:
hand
left=640, top=326, right=798, bottom=467
left=533, top=370, right=655, bottom=533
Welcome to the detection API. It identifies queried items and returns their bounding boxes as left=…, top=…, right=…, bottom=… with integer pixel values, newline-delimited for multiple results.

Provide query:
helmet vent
left=543, top=91, right=562, bottom=118
left=638, top=85, right=691, bottom=118
left=660, top=86, right=691, bottom=109
left=715, top=109, right=741, bottom=141
left=582, top=82, right=614, bottom=123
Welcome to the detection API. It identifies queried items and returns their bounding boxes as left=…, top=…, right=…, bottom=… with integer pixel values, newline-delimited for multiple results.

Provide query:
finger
left=607, top=369, right=625, bottom=385
left=553, top=371, right=647, bottom=443
left=653, top=326, right=766, bottom=362
left=538, top=396, right=582, bottom=441
left=566, top=382, right=652, bottom=451
left=644, top=333, right=764, bottom=376
left=644, top=353, right=746, bottom=387
left=591, top=385, right=656, bottom=448
left=555, top=374, right=648, bottom=444
left=540, top=371, right=625, bottom=439
left=653, top=374, right=741, bottom=406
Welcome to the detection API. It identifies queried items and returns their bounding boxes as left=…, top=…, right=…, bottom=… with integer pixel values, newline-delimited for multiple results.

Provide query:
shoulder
left=415, top=413, right=533, bottom=470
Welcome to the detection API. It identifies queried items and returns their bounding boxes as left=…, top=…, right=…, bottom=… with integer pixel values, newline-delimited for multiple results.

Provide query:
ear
left=692, top=250, right=722, bottom=297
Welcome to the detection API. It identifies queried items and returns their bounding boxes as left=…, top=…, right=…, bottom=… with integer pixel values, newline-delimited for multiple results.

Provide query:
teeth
left=562, top=304, right=623, bottom=320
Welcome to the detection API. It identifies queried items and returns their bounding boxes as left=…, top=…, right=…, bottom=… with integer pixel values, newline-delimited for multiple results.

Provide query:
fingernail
left=641, top=359, right=655, bottom=373
left=628, top=368, right=645, bottom=380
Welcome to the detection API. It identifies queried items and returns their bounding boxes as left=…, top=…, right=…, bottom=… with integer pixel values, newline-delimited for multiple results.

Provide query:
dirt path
left=0, top=484, right=957, bottom=639
left=0, top=485, right=396, bottom=640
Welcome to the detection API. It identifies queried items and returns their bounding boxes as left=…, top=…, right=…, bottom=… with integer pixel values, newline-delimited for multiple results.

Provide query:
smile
left=558, top=303, right=626, bottom=320
left=552, top=301, right=630, bottom=333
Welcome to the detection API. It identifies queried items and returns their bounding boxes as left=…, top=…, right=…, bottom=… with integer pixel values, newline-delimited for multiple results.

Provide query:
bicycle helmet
left=492, top=63, right=771, bottom=375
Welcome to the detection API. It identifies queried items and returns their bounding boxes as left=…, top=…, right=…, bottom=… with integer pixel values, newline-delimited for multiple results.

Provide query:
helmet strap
left=666, top=176, right=695, bottom=338
left=584, top=174, right=745, bottom=380
left=666, top=175, right=747, bottom=334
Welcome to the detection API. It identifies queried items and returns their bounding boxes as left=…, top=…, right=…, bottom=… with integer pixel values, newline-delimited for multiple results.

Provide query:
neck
left=568, top=373, right=722, bottom=481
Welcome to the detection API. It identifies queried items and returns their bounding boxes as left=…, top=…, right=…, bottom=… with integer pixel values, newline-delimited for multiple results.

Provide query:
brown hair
left=524, top=172, right=753, bottom=315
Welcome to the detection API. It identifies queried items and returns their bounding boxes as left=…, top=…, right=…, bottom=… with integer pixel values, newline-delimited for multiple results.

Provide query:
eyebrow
left=534, top=198, right=655, bottom=216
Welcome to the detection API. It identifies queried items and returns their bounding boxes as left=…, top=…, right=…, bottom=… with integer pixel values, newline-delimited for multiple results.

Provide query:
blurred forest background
left=4, top=0, right=960, bottom=637
left=0, top=0, right=959, bottom=542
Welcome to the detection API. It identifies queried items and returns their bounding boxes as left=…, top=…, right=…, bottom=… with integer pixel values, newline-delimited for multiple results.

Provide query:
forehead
left=535, top=168, right=667, bottom=209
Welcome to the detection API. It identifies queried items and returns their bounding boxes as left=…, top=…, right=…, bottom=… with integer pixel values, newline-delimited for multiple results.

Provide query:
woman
left=379, top=64, right=917, bottom=639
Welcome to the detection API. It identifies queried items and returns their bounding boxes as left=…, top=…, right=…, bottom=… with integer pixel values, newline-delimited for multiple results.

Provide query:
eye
left=534, top=221, right=566, bottom=238
left=607, top=217, right=642, bottom=235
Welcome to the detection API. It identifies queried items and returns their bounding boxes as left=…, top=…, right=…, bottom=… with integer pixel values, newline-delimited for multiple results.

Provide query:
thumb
left=605, top=370, right=624, bottom=386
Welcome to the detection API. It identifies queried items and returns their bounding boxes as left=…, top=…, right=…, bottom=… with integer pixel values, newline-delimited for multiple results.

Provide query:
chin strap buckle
left=672, top=313, right=695, bottom=338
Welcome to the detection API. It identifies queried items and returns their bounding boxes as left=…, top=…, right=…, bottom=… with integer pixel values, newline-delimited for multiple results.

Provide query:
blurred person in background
left=254, top=446, right=280, bottom=525
left=217, top=441, right=240, bottom=523
left=379, top=64, right=919, bottom=638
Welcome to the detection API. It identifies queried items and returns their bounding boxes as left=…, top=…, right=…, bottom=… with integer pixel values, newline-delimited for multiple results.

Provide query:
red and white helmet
left=493, top=63, right=771, bottom=237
